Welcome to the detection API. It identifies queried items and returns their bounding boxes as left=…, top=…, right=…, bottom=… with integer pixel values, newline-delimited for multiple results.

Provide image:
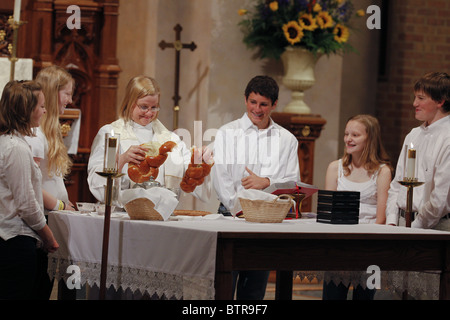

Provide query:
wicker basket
left=124, top=198, right=163, bottom=221
left=239, top=194, right=294, bottom=223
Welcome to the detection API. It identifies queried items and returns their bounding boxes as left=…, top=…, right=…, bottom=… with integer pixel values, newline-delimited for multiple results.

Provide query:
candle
left=106, top=137, right=117, bottom=170
left=104, top=132, right=119, bottom=172
left=406, top=144, right=416, bottom=180
left=13, top=0, right=21, bottom=22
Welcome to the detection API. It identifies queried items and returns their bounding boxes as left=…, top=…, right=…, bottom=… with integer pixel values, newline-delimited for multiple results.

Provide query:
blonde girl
left=26, top=65, right=75, bottom=213
left=325, top=114, right=392, bottom=224
left=323, top=114, right=393, bottom=300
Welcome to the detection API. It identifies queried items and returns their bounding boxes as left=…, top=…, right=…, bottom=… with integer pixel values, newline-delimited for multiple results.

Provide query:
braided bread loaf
left=128, top=141, right=177, bottom=184
left=180, top=148, right=214, bottom=193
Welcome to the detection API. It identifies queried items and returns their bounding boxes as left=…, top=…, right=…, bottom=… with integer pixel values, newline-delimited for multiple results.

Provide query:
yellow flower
left=313, top=3, right=322, bottom=12
left=333, top=24, right=349, bottom=43
left=316, top=11, right=334, bottom=29
left=269, top=1, right=279, bottom=12
left=299, top=13, right=318, bottom=31
left=356, top=9, right=365, bottom=17
left=238, top=9, right=247, bottom=16
left=282, top=21, right=304, bottom=45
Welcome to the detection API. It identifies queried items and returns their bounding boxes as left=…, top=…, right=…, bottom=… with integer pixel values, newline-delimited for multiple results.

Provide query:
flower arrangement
left=238, top=0, right=364, bottom=60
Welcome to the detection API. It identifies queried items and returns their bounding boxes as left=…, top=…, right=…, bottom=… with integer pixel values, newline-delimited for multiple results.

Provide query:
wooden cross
left=159, top=24, right=197, bottom=129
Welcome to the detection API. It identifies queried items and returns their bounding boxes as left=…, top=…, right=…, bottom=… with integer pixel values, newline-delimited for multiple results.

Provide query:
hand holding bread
left=180, top=147, right=214, bottom=193
left=127, top=141, right=176, bottom=183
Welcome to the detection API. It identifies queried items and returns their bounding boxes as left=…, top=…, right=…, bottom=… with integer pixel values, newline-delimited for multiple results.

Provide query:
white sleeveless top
left=337, top=159, right=384, bottom=224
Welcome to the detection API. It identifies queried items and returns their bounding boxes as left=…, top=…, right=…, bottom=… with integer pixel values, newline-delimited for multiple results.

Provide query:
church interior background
left=1, top=0, right=449, bottom=216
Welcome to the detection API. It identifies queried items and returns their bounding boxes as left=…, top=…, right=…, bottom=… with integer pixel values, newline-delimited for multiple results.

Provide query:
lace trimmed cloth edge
left=48, top=256, right=215, bottom=300
left=294, top=270, right=441, bottom=300
left=47, top=258, right=441, bottom=300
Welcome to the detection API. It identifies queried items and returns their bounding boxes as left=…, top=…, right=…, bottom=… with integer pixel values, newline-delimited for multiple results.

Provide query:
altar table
left=47, top=211, right=450, bottom=300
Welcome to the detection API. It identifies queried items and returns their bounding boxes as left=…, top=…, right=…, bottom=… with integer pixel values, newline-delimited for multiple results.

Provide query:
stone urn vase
left=281, top=47, right=320, bottom=114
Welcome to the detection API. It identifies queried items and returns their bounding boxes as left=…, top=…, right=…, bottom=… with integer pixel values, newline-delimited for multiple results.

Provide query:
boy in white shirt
left=212, top=75, right=300, bottom=299
left=386, top=72, right=450, bottom=230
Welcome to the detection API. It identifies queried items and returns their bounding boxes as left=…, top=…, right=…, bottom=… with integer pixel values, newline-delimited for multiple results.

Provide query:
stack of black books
left=316, top=190, right=360, bottom=224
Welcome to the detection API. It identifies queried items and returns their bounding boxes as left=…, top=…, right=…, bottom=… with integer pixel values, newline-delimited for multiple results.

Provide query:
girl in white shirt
left=25, top=65, right=76, bottom=300
left=87, top=76, right=211, bottom=299
left=323, top=114, right=392, bottom=300
left=0, top=80, right=58, bottom=299
left=25, top=65, right=76, bottom=214
left=88, top=76, right=210, bottom=204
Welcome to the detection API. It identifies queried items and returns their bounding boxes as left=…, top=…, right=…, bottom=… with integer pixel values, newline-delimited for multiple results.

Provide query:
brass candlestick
left=7, top=17, right=27, bottom=81
left=398, top=178, right=424, bottom=228
left=95, top=170, right=124, bottom=300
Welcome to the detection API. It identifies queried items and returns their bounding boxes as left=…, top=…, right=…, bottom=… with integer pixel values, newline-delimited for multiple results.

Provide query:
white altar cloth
left=47, top=211, right=449, bottom=299
left=62, top=108, right=81, bottom=155
left=0, top=57, right=33, bottom=96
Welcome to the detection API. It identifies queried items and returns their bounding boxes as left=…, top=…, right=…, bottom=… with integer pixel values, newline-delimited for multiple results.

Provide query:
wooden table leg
left=440, top=242, right=450, bottom=300
left=275, top=271, right=293, bottom=300
left=215, top=239, right=234, bottom=300
left=439, top=273, right=450, bottom=300
left=215, top=271, right=234, bottom=300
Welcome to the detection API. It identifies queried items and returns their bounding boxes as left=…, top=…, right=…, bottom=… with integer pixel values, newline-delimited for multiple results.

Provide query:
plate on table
left=76, top=202, right=96, bottom=213
left=173, top=210, right=212, bottom=217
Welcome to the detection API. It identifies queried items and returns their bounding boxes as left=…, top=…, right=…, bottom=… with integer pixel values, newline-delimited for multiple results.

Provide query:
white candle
left=406, top=145, right=416, bottom=180
left=13, top=0, right=21, bottom=22
left=106, top=136, right=117, bottom=171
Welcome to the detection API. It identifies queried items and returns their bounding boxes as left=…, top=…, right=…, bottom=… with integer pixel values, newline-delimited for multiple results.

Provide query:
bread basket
left=124, top=197, right=163, bottom=221
left=239, top=194, right=294, bottom=223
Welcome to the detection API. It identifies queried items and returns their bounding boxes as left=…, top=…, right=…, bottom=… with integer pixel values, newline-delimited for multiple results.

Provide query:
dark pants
left=232, top=270, right=270, bottom=300
left=322, top=281, right=376, bottom=300
left=218, top=203, right=270, bottom=300
left=0, top=235, right=37, bottom=299
left=32, top=248, right=54, bottom=299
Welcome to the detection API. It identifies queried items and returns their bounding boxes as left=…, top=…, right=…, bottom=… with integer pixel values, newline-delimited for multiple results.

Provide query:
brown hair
left=0, top=80, right=42, bottom=136
left=244, top=75, right=279, bottom=105
left=342, top=114, right=393, bottom=177
left=119, top=76, right=161, bottom=122
left=414, top=72, right=450, bottom=112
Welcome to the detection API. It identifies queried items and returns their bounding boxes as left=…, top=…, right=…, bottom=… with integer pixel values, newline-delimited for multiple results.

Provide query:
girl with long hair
left=322, top=114, right=393, bottom=300
left=26, top=65, right=75, bottom=213
left=25, top=65, right=76, bottom=299
left=325, top=114, right=392, bottom=224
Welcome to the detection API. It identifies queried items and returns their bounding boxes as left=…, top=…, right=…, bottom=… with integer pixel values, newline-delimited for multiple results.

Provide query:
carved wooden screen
left=271, top=112, right=327, bottom=212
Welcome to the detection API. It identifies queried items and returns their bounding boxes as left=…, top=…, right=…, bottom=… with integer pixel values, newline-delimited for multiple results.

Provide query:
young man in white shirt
left=386, top=72, right=450, bottom=230
left=212, top=75, right=300, bottom=299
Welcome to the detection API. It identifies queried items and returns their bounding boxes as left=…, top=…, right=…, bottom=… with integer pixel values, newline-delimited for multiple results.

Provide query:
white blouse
left=337, top=159, right=385, bottom=224
left=0, top=133, right=46, bottom=241
left=25, top=127, right=69, bottom=214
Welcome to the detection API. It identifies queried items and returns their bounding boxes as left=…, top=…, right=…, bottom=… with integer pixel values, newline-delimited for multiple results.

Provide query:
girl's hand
left=119, top=145, right=148, bottom=170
